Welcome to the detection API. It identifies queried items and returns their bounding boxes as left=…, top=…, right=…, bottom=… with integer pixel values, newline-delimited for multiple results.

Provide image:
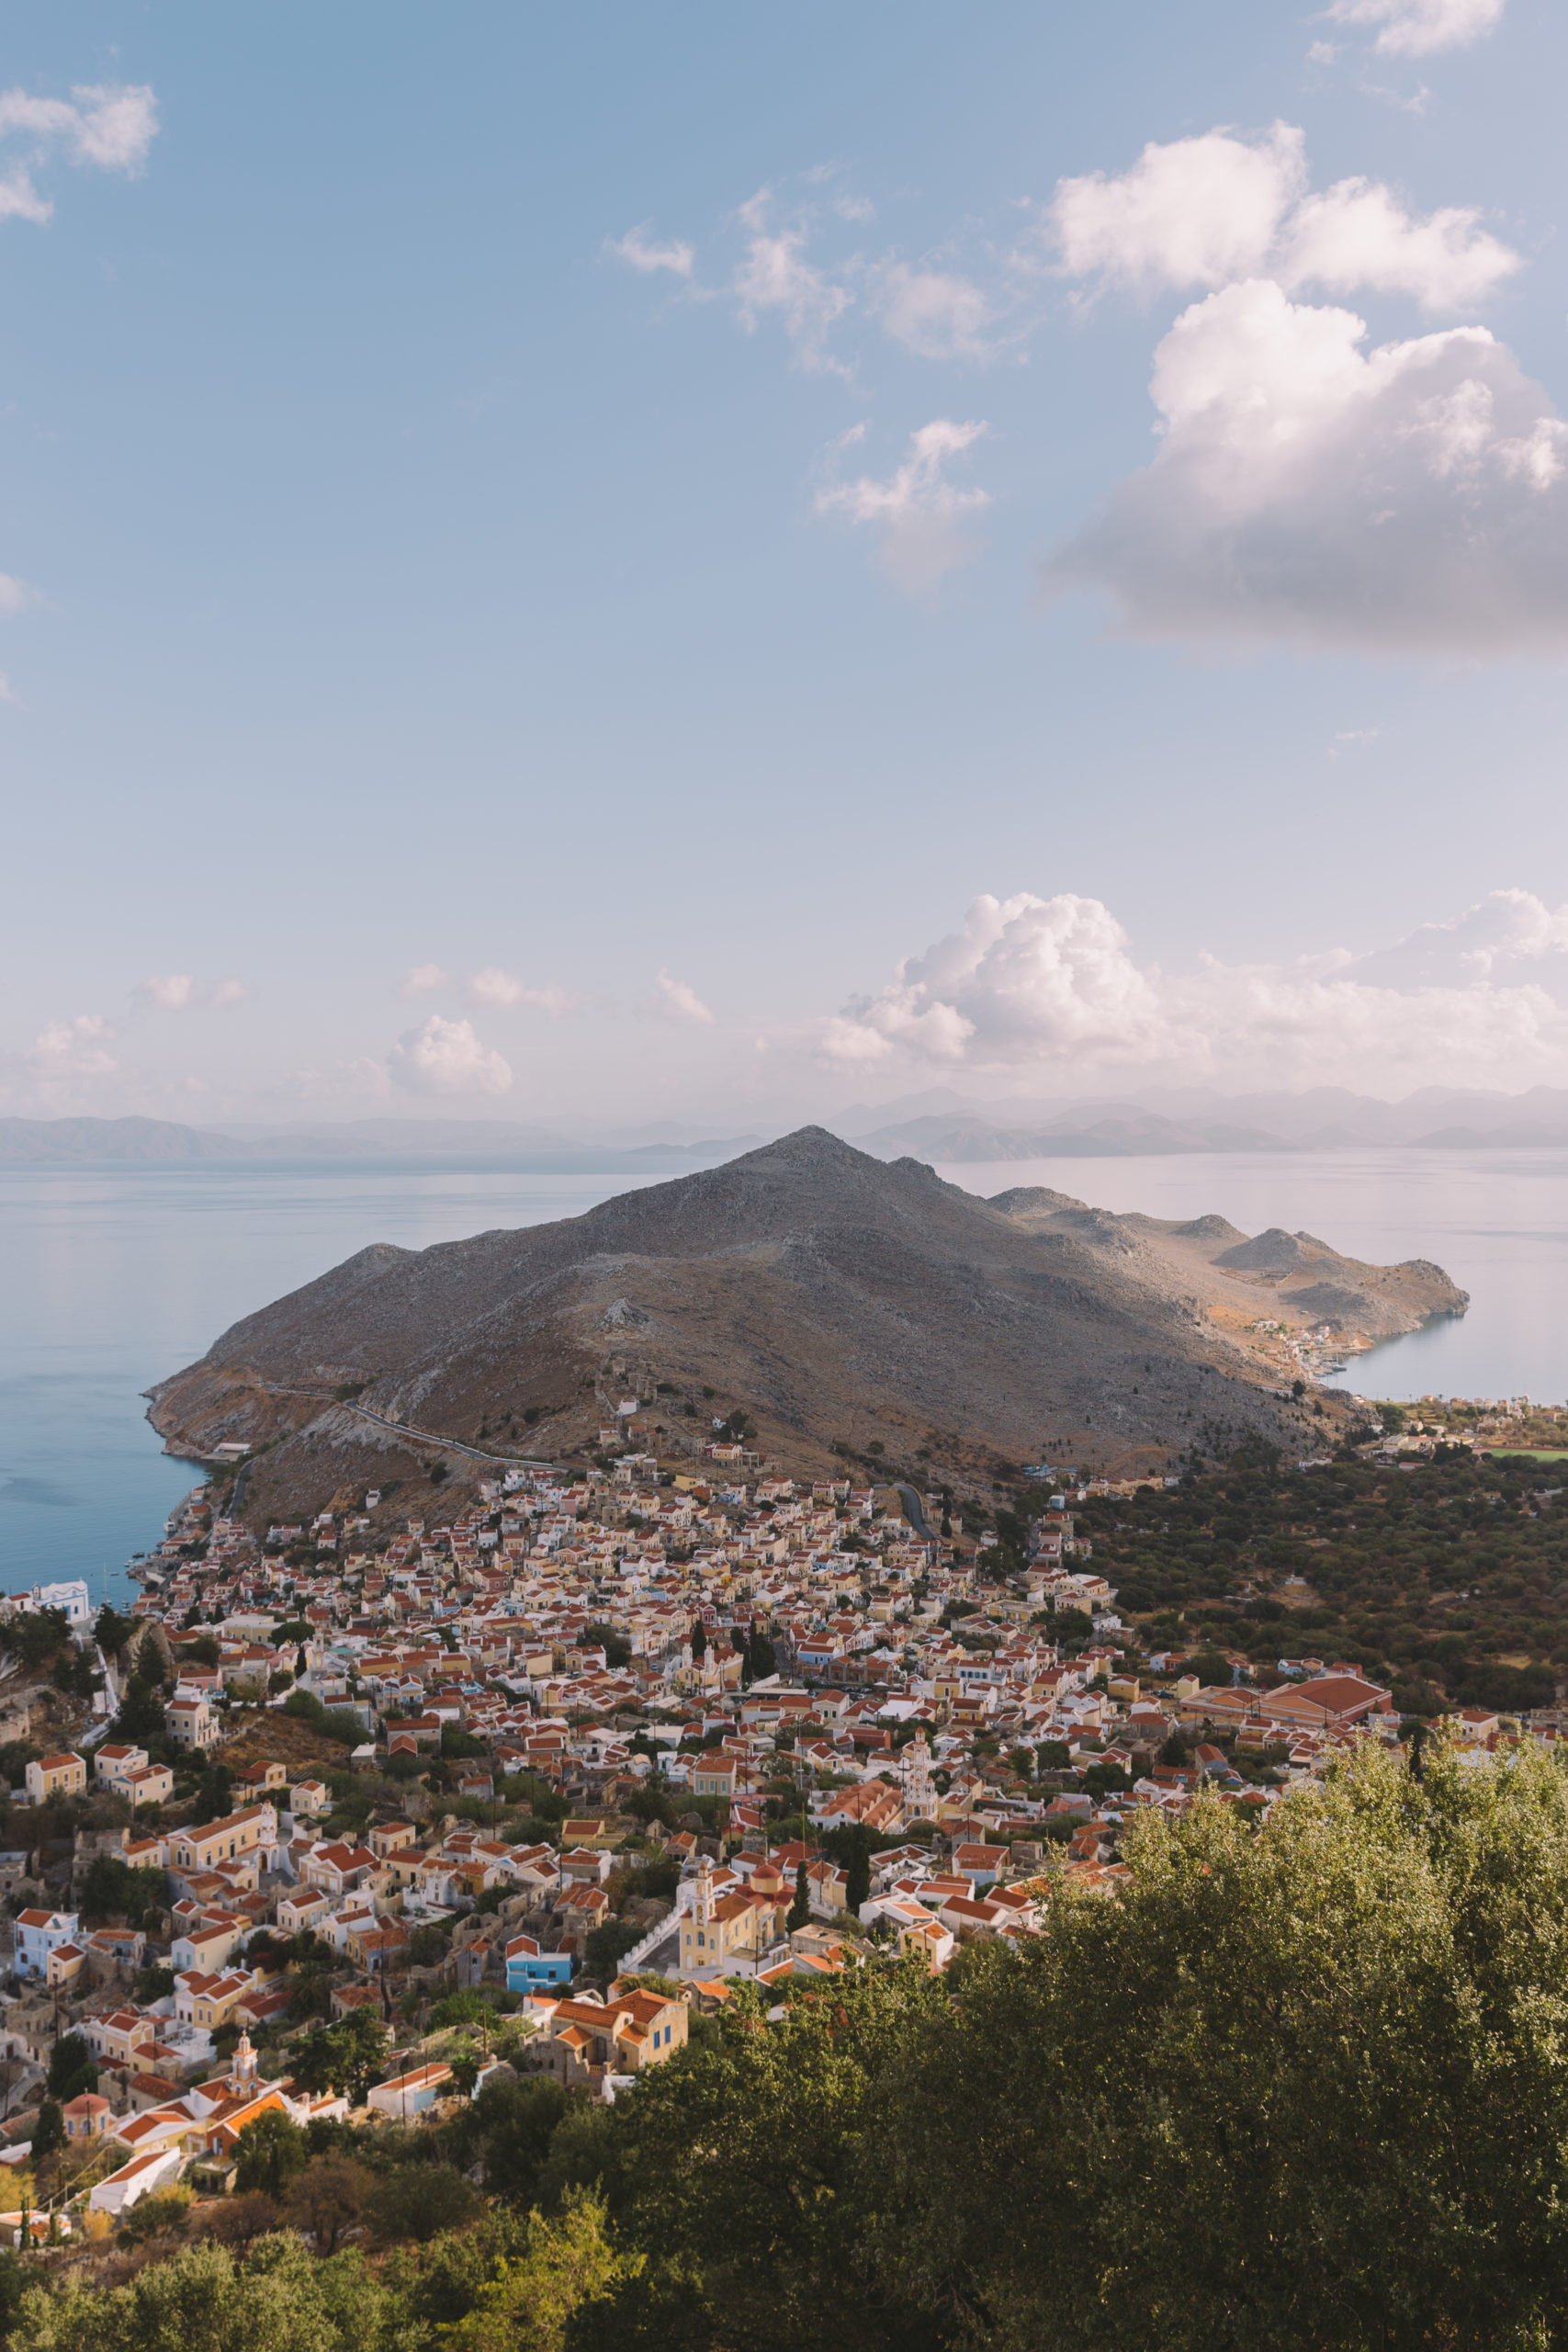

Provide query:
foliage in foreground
left=17, top=1740, right=1568, bottom=2351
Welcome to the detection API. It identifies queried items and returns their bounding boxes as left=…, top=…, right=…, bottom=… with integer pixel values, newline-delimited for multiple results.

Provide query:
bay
left=1, top=1147, right=1562, bottom=1604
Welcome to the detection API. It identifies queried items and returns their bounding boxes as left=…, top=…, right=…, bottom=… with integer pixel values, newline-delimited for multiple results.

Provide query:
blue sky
left=3, top=0, right=1567, bottom=1127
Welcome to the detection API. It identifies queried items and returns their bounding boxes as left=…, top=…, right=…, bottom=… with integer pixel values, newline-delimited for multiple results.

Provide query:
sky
left=3, top=0, right=1568, bottom=1130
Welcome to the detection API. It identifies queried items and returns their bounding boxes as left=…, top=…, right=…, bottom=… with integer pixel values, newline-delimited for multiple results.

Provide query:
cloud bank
left=821, top=887, right=1568, bottom=1091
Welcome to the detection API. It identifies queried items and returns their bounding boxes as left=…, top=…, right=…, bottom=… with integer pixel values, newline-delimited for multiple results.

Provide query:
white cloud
left=653, top=970, right=716, bottom=1025
left=0, top=83, right=157, bottom=224
left=608, top=223, right=694, bottom=277
left=137, top=974, right=250, bottom=1012
left=820, top=887, right=1568, bottom=1091
left=0, top=576, right=35, bottom=615
left=26, top=1013, right=115, bottom=1079
left=1046, top=279, right=1568, bottom=654
left=824, top=893, right=1164, bottom=1066
left=873, top=264, right=996, bottom=360
left=388, top=1015, right=513, bottom=1096
left=733, top=190, right=853, bottom=374
left=1280, top=179, right=1518, bottom=311
left=1050, top=125, right=1306, bottom=296
left=816, top=419, right=990, bottom=592
left=401, top=962, right=450, bottom=997
left=466, top=967, right=578, bottom=1014
left=1049, top=124, right=1517, bottom=314
left=140, top=974, right=196, bottom=1011
left=1325, top=0, right=1506, bottom=56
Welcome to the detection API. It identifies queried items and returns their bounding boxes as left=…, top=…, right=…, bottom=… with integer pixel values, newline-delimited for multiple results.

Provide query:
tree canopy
left=20, top=1741, right=1568, bottom=2352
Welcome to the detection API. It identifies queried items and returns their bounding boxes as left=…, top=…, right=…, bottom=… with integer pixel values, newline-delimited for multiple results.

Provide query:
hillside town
left=0, top=1413, right=1551, bottom=2245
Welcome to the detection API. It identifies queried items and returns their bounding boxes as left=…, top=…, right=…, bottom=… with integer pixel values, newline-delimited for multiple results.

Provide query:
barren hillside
left=146, top=1128, right=1465, bottom=1521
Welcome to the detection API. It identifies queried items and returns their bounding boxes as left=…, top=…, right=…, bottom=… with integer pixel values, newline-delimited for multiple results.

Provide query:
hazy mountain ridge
left=147, top=1129, right=1465, bottom=1523
left=0, top=1115, right=761, bottom=1172
left=7, top=1087, right=1568, bottom=1166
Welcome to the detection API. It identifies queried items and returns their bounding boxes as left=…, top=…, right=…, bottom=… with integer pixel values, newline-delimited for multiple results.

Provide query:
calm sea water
left=0, top=1164, right=663, bottom=1607
left=2, top=1149, right=1562, bottom=1601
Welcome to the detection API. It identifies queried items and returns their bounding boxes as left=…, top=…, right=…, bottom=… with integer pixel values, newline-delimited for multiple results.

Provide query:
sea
left=2, top=1148, right=1564, bottom=1607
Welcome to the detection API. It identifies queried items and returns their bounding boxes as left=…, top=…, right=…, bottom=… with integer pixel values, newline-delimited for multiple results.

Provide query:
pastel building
left=505, top=1932, right=573, bottom=1994
left=15, top=1907, right=80, bottom=1979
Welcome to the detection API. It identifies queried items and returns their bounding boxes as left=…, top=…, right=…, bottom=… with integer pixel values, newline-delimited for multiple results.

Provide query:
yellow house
left=26, top=1752, right=86, bottom=1803
left=678, top=1860, right=784, bottom=1972
left=169, top=1804, right=276, bottom=1875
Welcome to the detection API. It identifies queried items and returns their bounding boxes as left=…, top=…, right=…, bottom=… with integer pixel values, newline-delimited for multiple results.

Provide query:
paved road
left=246, top=1383, right=563, bottom=1470
left=896, top=1482, right=935, bottom=1539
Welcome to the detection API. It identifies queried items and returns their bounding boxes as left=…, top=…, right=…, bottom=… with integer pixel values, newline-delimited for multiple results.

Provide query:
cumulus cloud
left=607, top=223, right=694, bottom=277
left=1325, top=0, right=1506, bottom=56
left=1049, top=123, right=1517, bottom=312
left=733, top=189, right=853, bottom=373
left=823, top=894, right=1165, bottom=1066
left=388, top=1015, right=513, bottom=1095
left=872, top=264, right=997, bottom=360
left=0, top=83, right=157, bottom=223
left=653, top=970, right=716, bottom=1025
left=820, top=887, right=1568, bottom=1091
left=1280, top=179, right=1518, bottom=311
left=136, top=974, right=248, bottom=1012
left=401, top=963, right=450, bottom=997
left=26, top=1013, right=115, bottom=1079
left=466, top=967, right=578, bottom=1014
left=816, top=419, right=990, bottom=592
left=1046, top=279, right=1568, bottom=654
left=1051, top=124, right=1307, bottom=297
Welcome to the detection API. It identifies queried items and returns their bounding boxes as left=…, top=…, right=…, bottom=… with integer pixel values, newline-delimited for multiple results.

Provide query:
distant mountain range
left=6, top=1085, right=1568, bottom=1167
left=844, top=1086, right=1568, bottom=1159
left=0, top=1115, right=762, bottom=1173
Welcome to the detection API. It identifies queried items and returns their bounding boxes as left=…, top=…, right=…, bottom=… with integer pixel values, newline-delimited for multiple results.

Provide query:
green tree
left=689, top=1619, right=706, bottom=1666
left=288, top=2010, right=389, bottom=2105
left=447, top=2048, right=481, bottom=2098
left=78, top=1853, right=164, bottom=1928
left=93, top=1603, right=134, bottom=1662
left=284, top=2155, right=370, bottom=2256
left=30, top=2102, right=62, bottom=2163
left=583, top=1919, right=641, bottom=1984
left=233, top=2109, right=307, bottom=2200
left=45, top=2034, right=96, bottom=2104
left=880, top=1739, right=1568, bottom=2352
left=786, top=1860, right=809, bottom=1933
left=463, top=2075, right=571, bottom=2205
left=444, top=2189, right=630, bottom=2352
left=363, top=2162, right=480, bottom=2245
left=843, top=1825, right=873, bottom=1913
left=607, top=1962, right=948, bottom=2351
left=10, top=2230, right=410, bottom=2352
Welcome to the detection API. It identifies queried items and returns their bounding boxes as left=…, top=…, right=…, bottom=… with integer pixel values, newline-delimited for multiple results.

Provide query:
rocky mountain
left=147, top=1130, right=1466, bottom=1523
